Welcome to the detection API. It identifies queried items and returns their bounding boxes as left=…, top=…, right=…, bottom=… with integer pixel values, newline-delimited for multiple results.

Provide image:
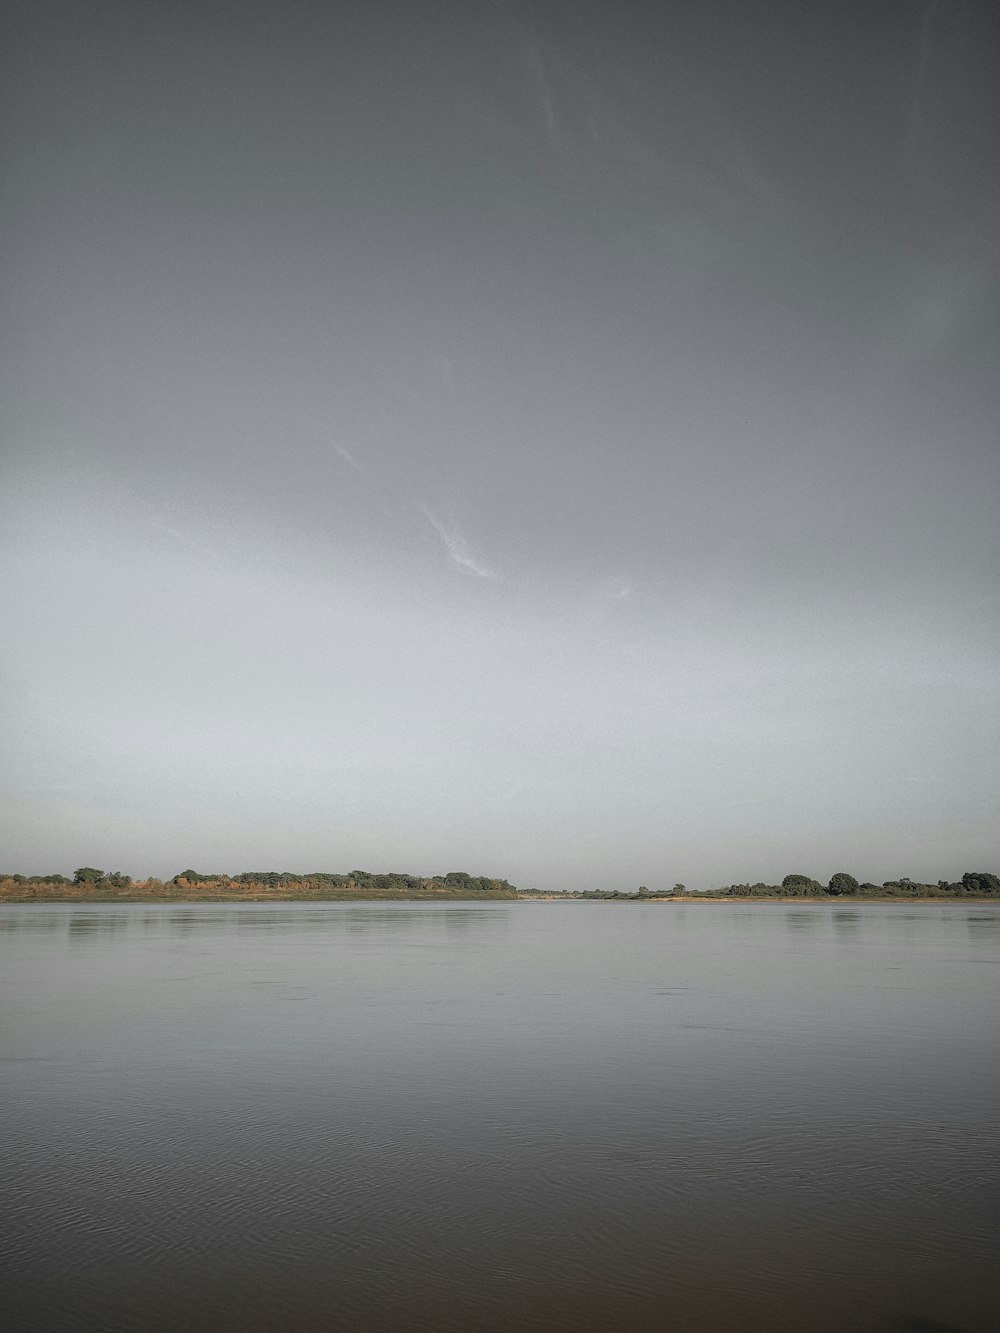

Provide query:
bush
left=828, top=872, right=859, bottom=896
left=962, top=871, right=1000, bottom=896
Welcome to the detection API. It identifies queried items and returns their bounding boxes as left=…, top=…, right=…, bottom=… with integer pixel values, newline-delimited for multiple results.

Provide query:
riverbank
left=3, top=891, right=996, bottom=905
left=520, top=894, right=999, bottom=903
left=3, top=871, right=996, bottom=905
left=0, top=889, right=519, bottom=904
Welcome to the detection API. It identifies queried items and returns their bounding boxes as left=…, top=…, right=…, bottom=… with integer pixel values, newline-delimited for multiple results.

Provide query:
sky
left=2, top=0, right=998, bottom=890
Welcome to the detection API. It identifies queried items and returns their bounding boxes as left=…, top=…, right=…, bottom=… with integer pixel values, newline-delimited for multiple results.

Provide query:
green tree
left=828, top=872, right=859, bottom=896
left=74, top=867, right=104, bottom=885
left=962, top=871, right=1000, bottom=895
left=781, top=874, right=821, bottom=896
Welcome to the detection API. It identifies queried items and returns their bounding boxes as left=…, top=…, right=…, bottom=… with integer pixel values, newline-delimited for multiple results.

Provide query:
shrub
left=962, top=871, right=1000, bottom=896
left=828, top=872, right=859, bottom=896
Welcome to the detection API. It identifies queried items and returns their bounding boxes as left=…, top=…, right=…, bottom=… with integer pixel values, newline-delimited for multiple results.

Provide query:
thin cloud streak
left=418, top=504, right=502, bottom=581
left=149, top=520, right=222, bottom=563
left=334, top=445, right=368, bottom=476
left=524, top=35, right=557, bottom=149
left=907, top=0, right=939, bottom=161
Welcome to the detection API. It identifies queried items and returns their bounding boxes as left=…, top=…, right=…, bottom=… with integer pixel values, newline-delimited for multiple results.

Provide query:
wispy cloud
left=524, top=35, right=558, bottom=149
left=418, top=504, right=501, bottom=581
left=508, top=12, right=779, bottom=215
left=149, top=519, right=221, bottom=562
left=595, top=576, right=634, bottom=604
left=584, top=576, right=636, bottom=629
left=886, top=261, right=986, bottom=365
left=334, top=445, right=368, bottom=476
left=907, top=0, right=939, bottom=162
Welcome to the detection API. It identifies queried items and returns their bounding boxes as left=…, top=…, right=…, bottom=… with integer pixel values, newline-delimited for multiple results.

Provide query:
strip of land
left=1, top=869, right=997, bottom=903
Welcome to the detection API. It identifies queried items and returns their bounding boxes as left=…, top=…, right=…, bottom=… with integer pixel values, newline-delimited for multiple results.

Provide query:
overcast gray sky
left=2, top=0, right=998, bottom=889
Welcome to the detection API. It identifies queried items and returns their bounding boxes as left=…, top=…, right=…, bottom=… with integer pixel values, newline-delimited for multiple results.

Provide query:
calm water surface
left=2, top=901, right=998, bottom=1332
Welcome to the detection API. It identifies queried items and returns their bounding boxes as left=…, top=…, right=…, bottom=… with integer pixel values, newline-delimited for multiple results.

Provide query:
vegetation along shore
left=0, top=869, right=518, bottom=902
left=1, top=869, right=998, bottom=903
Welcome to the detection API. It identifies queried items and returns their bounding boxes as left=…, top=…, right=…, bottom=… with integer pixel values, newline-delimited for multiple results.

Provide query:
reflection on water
left=0, top=903, right=508, bottom=941
left=784, top=907, right=823, bottom=930
left=966, top=913, right=1000, bottom=941
left=832, top=910, right=863, bottom=936
left=1, top=901, right=998, bottom=1333
left=68, top=911, right=132, bottom=938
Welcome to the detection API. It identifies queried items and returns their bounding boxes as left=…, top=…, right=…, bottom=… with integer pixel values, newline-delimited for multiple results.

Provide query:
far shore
left=519, top=894, right=998, bottom=904
left=0, top=891, right=518, bottom=905
left=5, top=870, right=995, bottom=905
left=1, top=892, right=997, bottom=905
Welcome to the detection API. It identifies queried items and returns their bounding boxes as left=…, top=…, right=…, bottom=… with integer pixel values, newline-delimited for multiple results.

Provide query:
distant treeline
left=0, top=868, right=518, bottom=899
left=713, top=871, right=999, bottom=898
left=2, top=869, right=998, bottom=902
left=578, top=872, right=1000, bottom=900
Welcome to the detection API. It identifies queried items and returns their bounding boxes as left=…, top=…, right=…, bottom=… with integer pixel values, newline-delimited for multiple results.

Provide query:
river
left=2, top=900, right=998, bottom=1331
